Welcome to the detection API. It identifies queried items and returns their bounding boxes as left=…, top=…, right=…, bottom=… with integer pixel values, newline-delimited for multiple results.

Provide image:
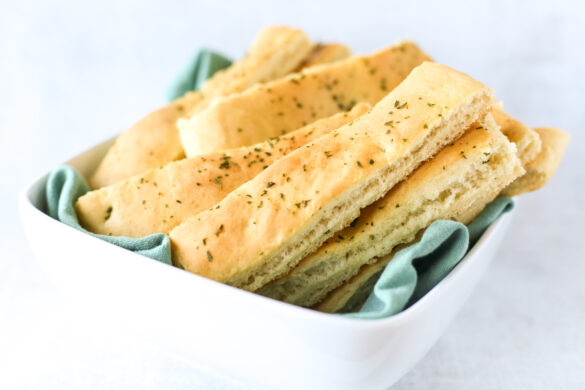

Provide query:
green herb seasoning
left=215, top=224, right=224, bottom=237
left=104, top=206, right=113, bottom=221
left=394, top=100, right=408, bottom=109
left=206, top=250, right=213, bottom=262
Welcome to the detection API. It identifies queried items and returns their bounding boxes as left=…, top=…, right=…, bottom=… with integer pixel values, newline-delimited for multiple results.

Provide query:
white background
left=1, top=0, right=584, bottom=388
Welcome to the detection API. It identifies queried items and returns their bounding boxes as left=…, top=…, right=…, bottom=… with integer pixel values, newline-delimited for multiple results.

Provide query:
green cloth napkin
left=43, top=48, right=514, bottom=317
left=165, top=49, right=232, bottom=101
left=46, top=166, right=172, bottom=265
left=343, top=197, right=513, bottom=318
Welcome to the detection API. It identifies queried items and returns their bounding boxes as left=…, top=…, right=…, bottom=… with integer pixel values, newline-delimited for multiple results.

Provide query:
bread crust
left=178, top=41, right=432, bottom=156
left=89, top=26, right=313, bottom=188
left=491, top=107, right=541, bottom=165
left=502, top=127, right=570, bottom=196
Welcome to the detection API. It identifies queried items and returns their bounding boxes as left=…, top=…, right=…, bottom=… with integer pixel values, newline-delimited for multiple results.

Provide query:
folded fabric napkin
left=343, top=197, right=513, bottom=319
left=43, top=49, right=514, bottom=317
left=46, top=166, right=172, bottom=265
left=165, top=49, right=232, bottom=101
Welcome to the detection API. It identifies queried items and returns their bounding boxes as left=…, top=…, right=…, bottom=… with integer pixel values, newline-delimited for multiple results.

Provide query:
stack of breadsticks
left=76, top=26, right=570, bottom=313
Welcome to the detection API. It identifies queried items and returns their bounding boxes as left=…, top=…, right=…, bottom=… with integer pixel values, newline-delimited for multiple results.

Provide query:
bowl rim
left=19, top=135, right=515, bottom=331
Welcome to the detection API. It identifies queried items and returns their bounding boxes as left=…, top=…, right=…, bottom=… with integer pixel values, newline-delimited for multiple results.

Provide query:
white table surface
left=1, top=0, right=584, bottom=388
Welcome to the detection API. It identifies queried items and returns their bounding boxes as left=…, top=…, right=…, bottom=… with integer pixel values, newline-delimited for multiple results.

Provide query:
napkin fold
left=46, top=166, right=172, bottom=265
left=343, top=197, right=513, bottom=319
left=43, top=49, right=514, bottom=317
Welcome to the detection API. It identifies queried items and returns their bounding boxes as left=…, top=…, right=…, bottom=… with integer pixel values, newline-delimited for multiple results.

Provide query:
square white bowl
left=19, top=136, right=514, bottom=390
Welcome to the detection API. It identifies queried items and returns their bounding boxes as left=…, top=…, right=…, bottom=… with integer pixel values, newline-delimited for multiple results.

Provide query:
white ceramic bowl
left=19, top=137, right=514, bottom=390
